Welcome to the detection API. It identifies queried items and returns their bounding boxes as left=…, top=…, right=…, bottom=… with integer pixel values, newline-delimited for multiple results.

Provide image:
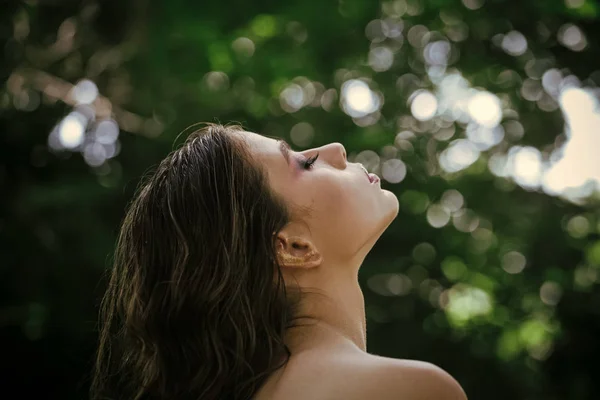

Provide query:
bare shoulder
left=339, top=354, right=468, bottom=400
left=259, top=348, right=467, bottom=400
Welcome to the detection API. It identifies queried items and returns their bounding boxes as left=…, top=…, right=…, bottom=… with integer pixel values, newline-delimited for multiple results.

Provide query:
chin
left=382, top=189, right=400, bottom=220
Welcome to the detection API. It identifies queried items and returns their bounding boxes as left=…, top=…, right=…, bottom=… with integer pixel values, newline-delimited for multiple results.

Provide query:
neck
left=284, top=266, right=367, bottom=355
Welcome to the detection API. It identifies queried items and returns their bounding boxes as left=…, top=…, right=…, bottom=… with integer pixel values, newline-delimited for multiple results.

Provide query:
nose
left=322, top=142, right=347, bottom=169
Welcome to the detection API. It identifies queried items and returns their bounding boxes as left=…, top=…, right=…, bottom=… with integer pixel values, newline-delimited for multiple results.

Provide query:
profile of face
left=235, top=130, right=399, bottom=284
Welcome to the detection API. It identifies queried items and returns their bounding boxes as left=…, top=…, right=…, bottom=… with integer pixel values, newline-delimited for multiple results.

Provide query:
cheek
left=311, top=182, right=375, bottom=254
left=314, top=180, right=349, bottom=213
left=313, top=179, right=368, bottom=229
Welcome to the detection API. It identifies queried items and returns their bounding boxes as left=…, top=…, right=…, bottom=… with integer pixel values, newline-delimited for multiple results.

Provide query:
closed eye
left=300, top=153, right=320, bottom=170
left=276, top=137, right=319, bottom=170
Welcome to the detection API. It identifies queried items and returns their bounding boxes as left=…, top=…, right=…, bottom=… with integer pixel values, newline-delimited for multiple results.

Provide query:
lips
left=359, top=165, right=379, bottom=184
left=360, top=165, right=370, bottom=181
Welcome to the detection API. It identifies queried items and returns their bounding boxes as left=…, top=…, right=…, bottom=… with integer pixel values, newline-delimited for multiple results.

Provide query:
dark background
left=1, top=0, right=600, bottom=399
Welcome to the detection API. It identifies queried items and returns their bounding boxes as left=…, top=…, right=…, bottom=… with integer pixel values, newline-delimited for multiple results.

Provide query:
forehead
left=233, top=130, right=293, bottom=191
left=234, top=130, right=280, bottom=160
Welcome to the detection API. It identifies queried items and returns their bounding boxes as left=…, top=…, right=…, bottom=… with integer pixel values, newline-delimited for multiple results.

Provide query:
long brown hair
left=90, top=123, right=309, bottom=400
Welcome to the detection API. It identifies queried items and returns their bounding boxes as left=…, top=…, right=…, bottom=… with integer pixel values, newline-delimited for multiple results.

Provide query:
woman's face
left=236, top=130, right=399, bottom=269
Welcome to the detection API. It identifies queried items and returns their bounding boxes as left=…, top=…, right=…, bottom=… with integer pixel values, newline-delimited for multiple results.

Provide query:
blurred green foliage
left=1, top=0, right=599, bottom=399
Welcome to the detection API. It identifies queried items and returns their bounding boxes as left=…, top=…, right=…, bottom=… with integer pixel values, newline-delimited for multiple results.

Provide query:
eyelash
left=300, top=152, right=320, bottom=170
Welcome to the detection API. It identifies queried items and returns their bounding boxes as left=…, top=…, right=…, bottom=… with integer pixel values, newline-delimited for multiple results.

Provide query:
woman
left=90, top=123, right=467, bottom=400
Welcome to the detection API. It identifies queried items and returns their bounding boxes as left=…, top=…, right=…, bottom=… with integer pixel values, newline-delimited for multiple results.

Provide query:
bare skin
left=254, top=345, right=466, bottom=400
left=235, top=131, right=466, bottom=400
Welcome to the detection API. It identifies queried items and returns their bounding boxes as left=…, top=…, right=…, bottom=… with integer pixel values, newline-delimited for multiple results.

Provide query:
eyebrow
left=277, top=139, right=291, bottom=166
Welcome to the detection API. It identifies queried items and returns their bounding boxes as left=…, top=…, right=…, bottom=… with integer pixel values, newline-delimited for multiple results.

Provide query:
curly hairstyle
left=90, top=123, right=314, bottom=400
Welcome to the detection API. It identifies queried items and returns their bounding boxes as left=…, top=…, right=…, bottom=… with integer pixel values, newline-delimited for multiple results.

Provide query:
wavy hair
left=90, top=123, right=311, bottom=400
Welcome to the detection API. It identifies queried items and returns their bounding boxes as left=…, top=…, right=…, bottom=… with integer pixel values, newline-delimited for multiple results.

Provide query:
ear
left=274, top=231, right=323, bottom=269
